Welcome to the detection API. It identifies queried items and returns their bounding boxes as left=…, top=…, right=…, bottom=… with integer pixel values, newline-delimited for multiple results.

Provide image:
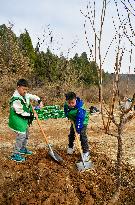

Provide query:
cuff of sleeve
left=37, top=99, right=42, bottom=104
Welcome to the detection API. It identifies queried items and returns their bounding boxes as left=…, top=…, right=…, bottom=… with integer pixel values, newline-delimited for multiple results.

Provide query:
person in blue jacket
left=64, top=92, right=90, bottom=162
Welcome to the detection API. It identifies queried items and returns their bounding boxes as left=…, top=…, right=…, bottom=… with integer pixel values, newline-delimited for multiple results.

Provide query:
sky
left=0, top=0, right=135, bottom=74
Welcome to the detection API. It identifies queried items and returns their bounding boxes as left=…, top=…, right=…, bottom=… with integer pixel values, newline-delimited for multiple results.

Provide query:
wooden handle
left=31, top=105, right=49, bottom=145
left=72, top=122, right=83, bottom=156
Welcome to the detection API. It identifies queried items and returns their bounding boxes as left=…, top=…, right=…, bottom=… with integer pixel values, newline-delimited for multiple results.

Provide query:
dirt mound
left=0, top=145, right=135, bottom=205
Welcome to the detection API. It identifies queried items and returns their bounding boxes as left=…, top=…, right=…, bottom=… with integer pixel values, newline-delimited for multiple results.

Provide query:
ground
left=0, top=113, right=135, bottom=205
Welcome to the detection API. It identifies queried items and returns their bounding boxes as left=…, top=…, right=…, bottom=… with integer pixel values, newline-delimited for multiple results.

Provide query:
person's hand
left=39, top=101, right=44, bottom=109
left=30, top=111, right=34, bottom=119
left=34, top=112, right=38, bottom=118
left=70, top=120, right=73, bottom=124
left=28, top=111, right=34, bottom=126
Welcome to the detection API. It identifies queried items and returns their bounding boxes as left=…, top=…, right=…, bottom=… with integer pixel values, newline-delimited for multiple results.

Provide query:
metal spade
left=72, top=122, right=92, bottom=171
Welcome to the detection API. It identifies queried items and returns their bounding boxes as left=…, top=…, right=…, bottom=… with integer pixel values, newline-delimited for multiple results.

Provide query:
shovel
left=31, top=105, right=63, bottom=163
left=72, top=122, right=92, bottom=171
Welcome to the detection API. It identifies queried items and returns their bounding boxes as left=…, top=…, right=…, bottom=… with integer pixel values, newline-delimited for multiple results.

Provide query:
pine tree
left=0, top=24, right=31, bottom=89
left=18, top=29, right=36, bottom=66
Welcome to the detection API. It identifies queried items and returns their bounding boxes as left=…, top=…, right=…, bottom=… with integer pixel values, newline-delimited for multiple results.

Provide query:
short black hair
left=17, top=79, right=29, bottom=87
left=65, top=92, right=76, bottom=101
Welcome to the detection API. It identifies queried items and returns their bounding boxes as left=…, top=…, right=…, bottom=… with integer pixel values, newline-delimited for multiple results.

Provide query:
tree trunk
left=98, top=84, right=101, bottom=103
left=107, top=125, right=122, bottom=205
left=116, top=126, right=122, bottom=190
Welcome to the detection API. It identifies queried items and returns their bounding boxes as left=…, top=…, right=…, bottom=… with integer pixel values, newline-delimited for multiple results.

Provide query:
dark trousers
left=68, top=124, right=89, bottom=153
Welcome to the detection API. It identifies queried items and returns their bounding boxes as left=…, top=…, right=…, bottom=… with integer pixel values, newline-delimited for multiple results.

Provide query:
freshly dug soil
left=0, top=145, right=135, bottom=205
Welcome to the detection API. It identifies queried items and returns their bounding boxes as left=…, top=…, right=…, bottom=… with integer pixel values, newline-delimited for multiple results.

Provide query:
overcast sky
left=0, top=0, right=135, bottom=73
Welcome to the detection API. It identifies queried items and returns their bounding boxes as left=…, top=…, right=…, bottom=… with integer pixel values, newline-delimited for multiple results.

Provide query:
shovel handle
left=72, top=122, right=83, bottom=157
left=72, top=122, right=86, bottom=167
left=31, top=104, right=49, bottom=145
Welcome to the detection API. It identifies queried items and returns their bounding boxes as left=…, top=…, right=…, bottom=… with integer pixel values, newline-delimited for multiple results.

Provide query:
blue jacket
left=64, top=97, right=89, bottom=133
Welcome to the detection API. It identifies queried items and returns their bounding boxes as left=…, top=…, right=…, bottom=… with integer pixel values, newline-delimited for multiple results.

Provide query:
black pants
left=68, top=124, right=89, bottom=153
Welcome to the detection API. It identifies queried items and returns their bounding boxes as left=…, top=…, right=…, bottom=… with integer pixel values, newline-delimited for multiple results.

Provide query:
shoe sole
left=20, top=153, right=32, bottom=155
left=11, top=158, right=25, bottom=162
left=67, top=151, right=74, bottom=155
left=77, top=157, right=91, bottom=162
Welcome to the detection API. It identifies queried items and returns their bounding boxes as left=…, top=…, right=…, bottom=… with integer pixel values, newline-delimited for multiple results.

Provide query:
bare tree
left=81, top=0, right=135, bottom=204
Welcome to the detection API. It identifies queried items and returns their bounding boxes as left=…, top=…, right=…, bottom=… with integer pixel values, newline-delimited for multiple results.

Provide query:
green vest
left=8, top=97, right=32, bottom=133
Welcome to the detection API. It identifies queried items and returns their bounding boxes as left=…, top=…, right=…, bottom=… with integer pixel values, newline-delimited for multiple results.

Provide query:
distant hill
left=120, top=74, right=135, bottom=83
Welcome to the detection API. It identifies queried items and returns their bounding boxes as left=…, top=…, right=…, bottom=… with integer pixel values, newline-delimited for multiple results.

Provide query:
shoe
left=11, top=153, right=25, bottom=162
left=82, top=152, right=90, bottom=162
left=67, top=147, right=74, bottom=154
left=19, top=148, right=33, bottom=155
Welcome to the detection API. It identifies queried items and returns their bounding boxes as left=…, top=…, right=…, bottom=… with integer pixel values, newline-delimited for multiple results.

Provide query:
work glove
left=28, top=111, right=34, bottom=126
left=34, top=100, right=44, bottom=110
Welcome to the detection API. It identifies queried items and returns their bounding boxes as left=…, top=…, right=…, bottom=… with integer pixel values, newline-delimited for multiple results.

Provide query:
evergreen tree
left=0, top=24, right=31, bottom=77
left=34, top=48, right=59, bottom=82
left=18, top=29, right=36, bottom=66
left=82, top=61, right=99, bottom=86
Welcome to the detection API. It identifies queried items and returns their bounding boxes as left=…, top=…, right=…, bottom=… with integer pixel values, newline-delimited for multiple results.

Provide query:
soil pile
left=0, top=146, right=135, bottom=205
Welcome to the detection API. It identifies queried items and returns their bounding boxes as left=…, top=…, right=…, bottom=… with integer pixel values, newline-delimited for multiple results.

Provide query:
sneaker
left=67, top=147, right=74, bottom=155
left=19, top=148, right=33, bottom=155
left=82, top=152, right=90, bottom=162
left=11, top=153, right=25, bottom=162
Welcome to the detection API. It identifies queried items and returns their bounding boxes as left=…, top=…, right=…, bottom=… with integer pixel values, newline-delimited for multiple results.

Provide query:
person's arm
left=75, top=108, right=86, bottom=134
left=12, top=100, right=31, bottom=117
left=64, top=103, right=68, bottom=118
left=27, top=93, right=40, bottom=102
left=27, top=93, right=44, bottom=108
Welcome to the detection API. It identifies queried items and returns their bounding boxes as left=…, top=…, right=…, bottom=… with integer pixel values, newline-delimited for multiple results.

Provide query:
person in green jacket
left=8, top=79, right=43, bottom=162
left=64, top=92, right=90, bottom=162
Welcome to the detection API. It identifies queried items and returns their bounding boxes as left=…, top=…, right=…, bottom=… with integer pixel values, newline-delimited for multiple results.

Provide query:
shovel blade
left=76, top=160, right=92, bottom=171
left=47, top=144, right=63, bottom=162
left=48, top=149, right=63, bottom=162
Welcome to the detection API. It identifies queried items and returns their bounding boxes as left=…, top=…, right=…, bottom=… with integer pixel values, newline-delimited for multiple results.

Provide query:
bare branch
left=120, top=0, right=135, bottom=16
left=102, top=16, right=127, bottom=66
left=84, top=20, right=94, bottom=60
left=80, top=9, right=100, bottom=41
